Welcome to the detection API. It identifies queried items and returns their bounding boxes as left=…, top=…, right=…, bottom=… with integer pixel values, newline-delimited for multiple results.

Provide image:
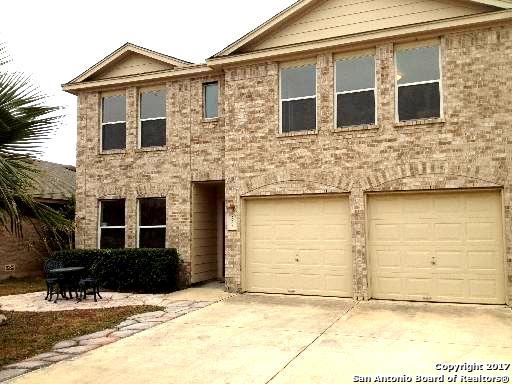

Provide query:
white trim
left=136, top=198, right=167, bottom=249
left=394, top=43, right=443, bottom=123
left=98, top=199, right=126, bottom=249
left=336, top=87, right=375, bottom=95
left=281, top=95, right=316, bottom=102
left=100, top=93, right=127, bottom=153
left=334, top=54, right=377, bottom=128
left=397, top=79, right=440, bottom=87
left=138, top=90, right=167, bottom=149
left=279, top=64, right=318, bottom=134
left=202, top=82, right=220, bottom=119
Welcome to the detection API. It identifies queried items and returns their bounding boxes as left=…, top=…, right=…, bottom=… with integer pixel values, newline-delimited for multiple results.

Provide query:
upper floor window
left=138, top=198, right=166, bottom=248
left=140, top=89, right=166, bottom=148
left=102, top=95, right=126, bottom=151
left=99, top=199, right=125, bottom=249
left=280, top=63, right=316, bottom=133
left=396, top=44, right=441, bottom=122
left=203, top=82, right=219, bottom=119
left=336, top=54, right=376, bottom=127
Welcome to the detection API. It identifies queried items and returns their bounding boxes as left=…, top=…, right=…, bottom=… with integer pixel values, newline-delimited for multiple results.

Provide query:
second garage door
left=368, top=190, right=505, bottom=304
left=245, top=196, right=352, bottom=297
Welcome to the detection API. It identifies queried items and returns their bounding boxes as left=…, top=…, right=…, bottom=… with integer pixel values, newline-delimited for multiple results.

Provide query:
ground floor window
left=138, top=198, right=166, bottom=248
left=99, top=199, right=125, bottom=249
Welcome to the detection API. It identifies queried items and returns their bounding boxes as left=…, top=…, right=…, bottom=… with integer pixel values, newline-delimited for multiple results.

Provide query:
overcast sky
left=1, top=0, right=295, bottom=165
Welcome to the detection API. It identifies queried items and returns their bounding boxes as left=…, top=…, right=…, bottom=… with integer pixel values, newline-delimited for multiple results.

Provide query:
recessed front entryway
left=368, top=190, right=505, bottom=304
left=244, top=195, right=352, bottom=297
left=191, top=182, right=225, bottom=284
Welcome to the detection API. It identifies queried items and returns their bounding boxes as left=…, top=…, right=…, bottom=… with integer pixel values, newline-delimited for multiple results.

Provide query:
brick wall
left=0, top=223, right=47, bottom=281
left=75, top=23, right=512, bottom=304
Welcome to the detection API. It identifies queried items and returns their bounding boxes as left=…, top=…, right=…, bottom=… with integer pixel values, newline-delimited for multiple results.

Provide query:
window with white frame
left=203, top=82, right=219, bottom=119
left=99, top=199, right=125, bottom=249
left=138, top=198, right=166, bottom=248
left=336, top=55, right=376, bottom=127
left=101, top=95, right=126, bottom=151
left=140, top=89, right=166, bottom=148
left=280, top=64, right=316, bottom=133
left=396, top=44, right=441, bottom=121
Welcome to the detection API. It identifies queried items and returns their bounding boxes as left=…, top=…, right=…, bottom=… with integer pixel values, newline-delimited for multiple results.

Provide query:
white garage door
left=368, top=191, right=505, bottom=304
left=245, top=196, right=352, bottom=297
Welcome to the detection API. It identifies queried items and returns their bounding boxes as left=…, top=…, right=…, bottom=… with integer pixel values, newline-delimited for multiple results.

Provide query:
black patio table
left=49, top=266, right=85, bottom=303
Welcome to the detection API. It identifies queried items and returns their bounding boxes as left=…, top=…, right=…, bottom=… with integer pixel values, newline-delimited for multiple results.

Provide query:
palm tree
left=0, top=44, right=72, bottom=241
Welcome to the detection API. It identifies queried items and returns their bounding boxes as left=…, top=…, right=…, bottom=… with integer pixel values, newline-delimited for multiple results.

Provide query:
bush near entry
left=52, top=249, right=182, bottom=294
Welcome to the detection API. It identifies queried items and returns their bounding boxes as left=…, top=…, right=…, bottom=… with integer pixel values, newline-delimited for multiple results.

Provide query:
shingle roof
left=31, top=161, right=76, bottom=202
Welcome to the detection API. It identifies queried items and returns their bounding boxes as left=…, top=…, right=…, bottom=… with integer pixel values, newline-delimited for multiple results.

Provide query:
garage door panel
left=369, top=191, right=505, bottom=304
left=403, top=223, right=433, bottom=241
left=245, top=196, right=352, bottom=297
left=467, top=222, right=497, bottom=241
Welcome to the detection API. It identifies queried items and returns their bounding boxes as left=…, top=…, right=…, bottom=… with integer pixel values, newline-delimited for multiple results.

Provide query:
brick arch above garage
left=241, top=159, right=507, bottom=197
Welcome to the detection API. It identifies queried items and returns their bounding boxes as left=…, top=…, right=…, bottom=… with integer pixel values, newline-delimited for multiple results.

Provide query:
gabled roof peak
left=68, top=42, right=193, bottom=84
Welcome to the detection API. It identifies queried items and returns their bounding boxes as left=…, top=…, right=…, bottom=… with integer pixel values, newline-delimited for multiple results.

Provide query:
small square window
left=335, top=55, right=376, bottom=127
left=99, top=199, right=125, bottom=249
left=102, top=95, right=126, bottom=151
left=140, top=90, right=166, bottom=148
left=203, top=82, right=219, bottom=119
left=138, top=198, right=166, bottom=249
left=396, top=45, right=441, bottom=122
left=280, top=64, right=316, bottom=133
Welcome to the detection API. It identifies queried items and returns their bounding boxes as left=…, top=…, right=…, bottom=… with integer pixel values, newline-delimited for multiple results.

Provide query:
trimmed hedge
left=52, top=249, right=183, bottom=294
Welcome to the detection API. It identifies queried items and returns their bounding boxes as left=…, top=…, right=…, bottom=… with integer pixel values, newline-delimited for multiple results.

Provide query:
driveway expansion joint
left=266, top=301, right=359, bottom=384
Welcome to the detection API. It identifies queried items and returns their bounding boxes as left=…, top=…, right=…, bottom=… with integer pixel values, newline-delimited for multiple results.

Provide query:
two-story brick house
left=63, top=0, right=512, bottom=306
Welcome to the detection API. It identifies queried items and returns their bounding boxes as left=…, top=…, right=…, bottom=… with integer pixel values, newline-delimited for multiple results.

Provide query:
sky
left=1, top=0, right=295, bottom=166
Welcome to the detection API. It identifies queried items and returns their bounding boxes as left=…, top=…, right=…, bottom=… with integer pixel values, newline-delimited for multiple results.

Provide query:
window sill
left=395, top=118, right=445, bottom=128
left=333, top=124, right=379, bottom=133
left=203, top=117, right=220, bottom=123
left=100, top=149, right=126, bottom=155
left=277, top=129, right=317, bottom=138
left=136, top=146, right=168, bottom=153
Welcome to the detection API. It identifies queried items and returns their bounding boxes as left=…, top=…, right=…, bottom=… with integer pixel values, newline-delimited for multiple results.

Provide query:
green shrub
left=52, top=249, right=183, bottom=294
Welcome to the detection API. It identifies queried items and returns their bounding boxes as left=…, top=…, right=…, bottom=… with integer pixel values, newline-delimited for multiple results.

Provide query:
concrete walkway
left=7, top=294, right=512, bottom=384
left=0, top=281, right=233, bottom=312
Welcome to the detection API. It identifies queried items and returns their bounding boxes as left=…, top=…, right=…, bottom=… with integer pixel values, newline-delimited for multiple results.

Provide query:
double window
left=280, top=63, right=316, bottom=133
left=335, top=55, right=376, bottom=127
left=101, top=95, right=126, bottom=151
left=140, top=89, right=166, bottom=148
left=203, top=82, right=219, bottom=119
left=396, top=44, right=441, bottom=121
left=99, top=199, right=125, bottom=249
left=138, top=198, right=166, bottom=248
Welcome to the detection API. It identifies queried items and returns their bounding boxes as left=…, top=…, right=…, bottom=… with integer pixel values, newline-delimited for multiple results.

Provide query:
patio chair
left=44, top=259, right=63, bottom=301
left=78, top=261, right=102, bottom=302
left=78, top=277, right=102, bottom=302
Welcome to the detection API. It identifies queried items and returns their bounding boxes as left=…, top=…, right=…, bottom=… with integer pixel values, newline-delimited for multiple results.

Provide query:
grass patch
left=0, top=277, right=46, bottom=297
left=0, top=305, right=163, bottom=367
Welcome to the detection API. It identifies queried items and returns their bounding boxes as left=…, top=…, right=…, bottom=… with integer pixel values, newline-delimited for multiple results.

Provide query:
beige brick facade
left=73, top=23, right=512, bottom=305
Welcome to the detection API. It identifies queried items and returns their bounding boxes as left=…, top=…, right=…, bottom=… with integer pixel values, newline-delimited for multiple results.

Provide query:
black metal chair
left=44, top=259, right=63, bottom=301
left=78, top=261, right=102, bottom=302
left=78, top=277, right=102, bottom=302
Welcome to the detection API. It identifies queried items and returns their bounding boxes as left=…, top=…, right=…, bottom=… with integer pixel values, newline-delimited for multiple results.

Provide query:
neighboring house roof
left=31, top=161, right=76, bottom=203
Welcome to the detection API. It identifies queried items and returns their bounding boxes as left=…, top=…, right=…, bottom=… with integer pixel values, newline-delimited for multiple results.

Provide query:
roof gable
left=69, top=43, right=192, bottom=84
left=215, top=0, right=512, bottom=56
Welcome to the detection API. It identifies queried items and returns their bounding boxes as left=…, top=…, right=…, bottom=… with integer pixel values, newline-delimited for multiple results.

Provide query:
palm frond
left=0, top=43, right=72, bottom=241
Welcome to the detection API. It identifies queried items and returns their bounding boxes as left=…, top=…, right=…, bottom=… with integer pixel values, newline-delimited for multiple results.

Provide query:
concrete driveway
left=10, top=295, right=512, bottom=384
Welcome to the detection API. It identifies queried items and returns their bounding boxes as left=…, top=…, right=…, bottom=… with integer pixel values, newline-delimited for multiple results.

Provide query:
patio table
left=49, top=267, right=85, bottom=303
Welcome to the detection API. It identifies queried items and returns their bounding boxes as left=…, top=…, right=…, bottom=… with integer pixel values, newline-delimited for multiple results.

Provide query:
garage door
left=368, top=191, right=505, bottom=304
left=245, top=196, right=352, bottom=297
